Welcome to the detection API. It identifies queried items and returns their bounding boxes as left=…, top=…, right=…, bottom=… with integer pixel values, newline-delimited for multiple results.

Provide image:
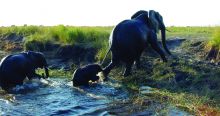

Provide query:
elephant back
left=112, top=20, right=146, bottom=47
left=110, top=20, right=147, bottom=62
left=0, top=55, right=13, bottom=72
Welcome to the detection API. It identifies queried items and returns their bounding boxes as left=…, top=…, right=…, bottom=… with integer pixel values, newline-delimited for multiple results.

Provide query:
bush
left=24, top=33, right=52, bottom=51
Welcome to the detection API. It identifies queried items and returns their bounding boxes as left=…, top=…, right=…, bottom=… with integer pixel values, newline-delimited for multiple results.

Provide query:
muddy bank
left=0, top=33, right=97, bottom=70
left=102, top=37, right=220, bottom=115
left=0, top=33, right=23, bottom=52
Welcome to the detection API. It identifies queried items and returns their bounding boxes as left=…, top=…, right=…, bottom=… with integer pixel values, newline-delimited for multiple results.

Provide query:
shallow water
left=0, top=78, right=128, bottom=116
left=0, top=78, right=192, bottom=116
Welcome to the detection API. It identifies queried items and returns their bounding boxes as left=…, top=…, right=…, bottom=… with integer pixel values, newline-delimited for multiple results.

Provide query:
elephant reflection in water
left=102, top=10, right=171, bottom=79
left=0, top=51, right=49, bottom=91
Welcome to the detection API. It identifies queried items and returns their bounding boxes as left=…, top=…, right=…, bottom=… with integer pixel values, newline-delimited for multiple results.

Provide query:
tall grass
left=208, top=27, right=220, bottom=48
left=0, top=25, right=42, bottom=36
left=1, top=26, right=219, bottom=61
left=0, top=25, right=112, bottom=61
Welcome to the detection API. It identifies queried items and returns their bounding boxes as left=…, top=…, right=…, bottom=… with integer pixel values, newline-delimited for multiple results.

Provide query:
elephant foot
left=102, top=69, right=110, bottom=78
left=170, top=55, right=179, bottom=60
left=123, top=72, right=131, bottom=77
left=103, top=76, right=109, bottom=81
left=163, top=59, right=168, bottom=62
left=1, top=84, right=12, bottom=91
left=101, top=71, right=109, bottom=81
left=161, top=57, right=168, bottom=62
left=136, top=64, right=142, bottom=69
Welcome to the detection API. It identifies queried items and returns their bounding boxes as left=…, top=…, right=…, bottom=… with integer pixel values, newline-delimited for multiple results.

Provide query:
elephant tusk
left=166, top=29, right=172, bottom=32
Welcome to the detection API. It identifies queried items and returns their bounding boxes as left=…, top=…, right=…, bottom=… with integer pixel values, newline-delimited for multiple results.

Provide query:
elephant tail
left=100, top=48, right=111, bottom=66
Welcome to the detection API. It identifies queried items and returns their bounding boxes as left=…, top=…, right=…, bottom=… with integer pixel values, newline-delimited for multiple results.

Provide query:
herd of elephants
left=0, top=10, right=172, bottom=91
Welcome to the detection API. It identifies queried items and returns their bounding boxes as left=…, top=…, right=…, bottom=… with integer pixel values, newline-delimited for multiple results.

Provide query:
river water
left=0, top=78, right=128, bottom=116
left=0, top=78, right=192, bottom=116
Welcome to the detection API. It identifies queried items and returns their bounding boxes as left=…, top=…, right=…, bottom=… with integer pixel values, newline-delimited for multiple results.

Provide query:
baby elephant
left=0, top=51, right=49, bottom=91
left=72, top=64, right=103, bottom=86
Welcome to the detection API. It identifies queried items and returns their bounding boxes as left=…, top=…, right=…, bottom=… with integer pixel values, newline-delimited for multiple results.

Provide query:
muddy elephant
left=102, top=11, right=168, bottom=78
left=0, top=51, right=49, bottom=90
left=131, top=10, right=171, bottom=55
left=72, top=64, right=103, bottom=86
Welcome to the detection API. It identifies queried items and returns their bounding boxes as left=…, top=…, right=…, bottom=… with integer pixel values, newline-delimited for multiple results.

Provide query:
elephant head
left=131, top=11, right=154, bottom=29
left=131, top=10, right=171, bottom=55
left=131, top=10, right=148, bottom=19
left=27, top=51, right=49, bottom=78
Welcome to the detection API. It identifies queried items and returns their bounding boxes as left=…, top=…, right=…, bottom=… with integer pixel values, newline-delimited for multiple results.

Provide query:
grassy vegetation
left=139, top=89, right=220, bottom=115
left=202, top=27, right=220, bottom=61
left=166, top=26, right=217, bottom=39
left=0, top=25, right=219, bottom=61
left=36, top=68, right=73, bottom=79
left=108, top=57, right=220, bottom=114
left=208, top=27, right=220, bottom=48
left=0, top=25, right=111, bottom=60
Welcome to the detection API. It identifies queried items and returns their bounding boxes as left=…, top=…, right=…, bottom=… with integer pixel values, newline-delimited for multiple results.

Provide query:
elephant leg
left=16, top=80, right=24, bottom=85
left=103, top=53, right=119, bottom=81
left=27, top=69, right=42, bottom=80
left=103, top=61, right=117, bottom=81
left=13, top=76, right=24, bottom=86
left=123, top=61, right=133, bottom=77
left=135, top=55, right=141, bottom=69
left=148, top=33, right=167, bottom=62
left=0, top=82, right=10, bottom=91
left=91, top=75, right=99, bottom=82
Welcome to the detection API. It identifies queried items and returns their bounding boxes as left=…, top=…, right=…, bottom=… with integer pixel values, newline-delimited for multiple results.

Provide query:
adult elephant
left=0, top=51, right=49, bottom=90
left=131, top=10, right=171, bottom=55
left=103, top=11, right=168, bottom=78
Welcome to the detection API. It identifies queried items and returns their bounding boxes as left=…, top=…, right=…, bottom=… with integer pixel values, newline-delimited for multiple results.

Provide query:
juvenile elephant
left=72, top=64, right=103, bottom=86
left=103, top=11, right=168, bottom=78
left=131, top=10, right=171, bottom=55
left=0, top=51, right=49, bottom=90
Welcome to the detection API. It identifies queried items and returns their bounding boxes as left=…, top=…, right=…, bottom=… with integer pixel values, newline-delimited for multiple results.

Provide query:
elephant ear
left=131, top=10, right=155, bottom=30
left=27, top=51, right=47, bottom=68
left=155, top=12, right=165, bottom=29
left=133, top=12, right=155, bottom=30
left=149, top=10, right=161, bottom=33
left=131, top=10, right=148, bottom=19
left=26, top=51, right=37, bottom=61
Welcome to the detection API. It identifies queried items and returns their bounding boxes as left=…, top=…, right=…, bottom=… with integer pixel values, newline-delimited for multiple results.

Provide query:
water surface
left=0, top=78, right=127, bottom=116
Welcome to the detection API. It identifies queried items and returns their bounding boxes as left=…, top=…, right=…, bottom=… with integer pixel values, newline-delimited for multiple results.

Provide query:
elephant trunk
left=44, top=67, right=49, bottom=78
left=161, top=27, right=171, bottom=55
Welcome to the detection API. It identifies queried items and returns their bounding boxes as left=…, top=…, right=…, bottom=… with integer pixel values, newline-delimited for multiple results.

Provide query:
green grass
left=166, top=26, right=217, bottom=39
left=36, top=68, right=73, bottom=79
left=0, top=25, right=47, bottom=37
left=141, top=89, right=219, bottom=115
left=107, top=55, right=220, bottom=114
left=208, top=27, right=220, bottom=48
left=0, top=26, right=219, bottom=61
left=0, top=25, right=112, bottom=60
